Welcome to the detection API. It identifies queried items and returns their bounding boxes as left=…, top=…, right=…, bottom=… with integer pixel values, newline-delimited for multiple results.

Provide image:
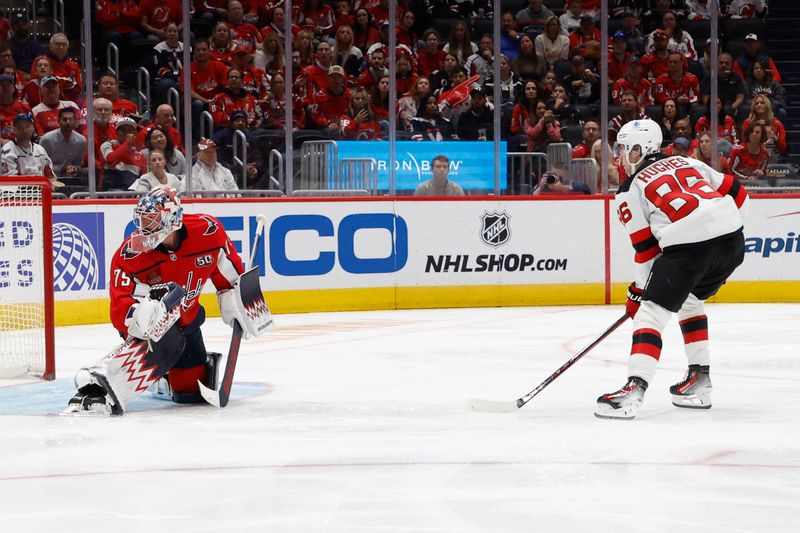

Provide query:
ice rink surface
left=1, top=303, right=799, bottom=532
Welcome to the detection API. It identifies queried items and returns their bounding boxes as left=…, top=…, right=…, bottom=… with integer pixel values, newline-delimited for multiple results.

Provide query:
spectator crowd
left=0, top=0, right=786, bottom=194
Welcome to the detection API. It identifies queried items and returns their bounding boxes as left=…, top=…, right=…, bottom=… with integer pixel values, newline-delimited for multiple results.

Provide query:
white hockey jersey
left=616, top=154, right=749, bottom=287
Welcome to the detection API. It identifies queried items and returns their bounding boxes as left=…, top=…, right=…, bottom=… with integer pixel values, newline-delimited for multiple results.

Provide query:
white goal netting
left=0, top=183, right=51, bottom=378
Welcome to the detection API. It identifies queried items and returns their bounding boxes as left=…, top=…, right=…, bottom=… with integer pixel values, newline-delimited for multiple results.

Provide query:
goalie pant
left=92, top=212, right=246, bottom=410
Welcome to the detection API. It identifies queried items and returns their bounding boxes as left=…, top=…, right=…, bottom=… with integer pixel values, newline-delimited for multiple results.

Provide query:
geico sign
left=269, top=213, right=408, bottom=276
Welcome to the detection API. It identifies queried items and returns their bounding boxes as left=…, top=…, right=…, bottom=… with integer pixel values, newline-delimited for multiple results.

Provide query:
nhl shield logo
left=480, top=211, right=510, bottom=247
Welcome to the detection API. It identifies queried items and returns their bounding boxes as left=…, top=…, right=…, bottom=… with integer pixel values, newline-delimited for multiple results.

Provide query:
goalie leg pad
left=167, top=352, right=222, bottom=404
left=218, top=267, right=273, bottom=340
left=74, top=324, right=186, bottom=414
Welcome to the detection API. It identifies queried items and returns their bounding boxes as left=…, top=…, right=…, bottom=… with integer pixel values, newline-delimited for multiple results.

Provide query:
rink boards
left=12, top=194, right=799, bottom=325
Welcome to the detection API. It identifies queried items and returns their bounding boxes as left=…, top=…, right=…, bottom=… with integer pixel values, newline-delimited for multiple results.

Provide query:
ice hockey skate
left=63, top=384, right=120, bottom=417
left=595, top=376, right=648, bottom=420
left=670, top=365, right=712, bottom=409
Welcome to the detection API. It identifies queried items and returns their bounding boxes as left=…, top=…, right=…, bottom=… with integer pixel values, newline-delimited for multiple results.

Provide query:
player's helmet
left=129, top=186, right=184, bottom=253
left=614, top=119, right=663, bottom=174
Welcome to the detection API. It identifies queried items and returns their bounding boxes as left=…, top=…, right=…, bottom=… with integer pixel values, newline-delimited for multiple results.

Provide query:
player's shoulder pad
left=182, top=213, right=226, bottom=239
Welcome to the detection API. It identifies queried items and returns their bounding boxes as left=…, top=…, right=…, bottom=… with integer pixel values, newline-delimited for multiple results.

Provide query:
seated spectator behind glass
left=39, top=107, right=87, bottom=179
left=258, top=73, right=306, bottom=131
left=398, top=77, right=432, bottom=132
left=562, top=54, right=600, bottom=106
left=457, top=87, right=494, bottom=141
left=229, top=44, right=270, bottom=101
left=309, top=65, right=352, bottom=138
left=741, top=94, right=787, bottom=159
left=140, top=125, right=186, bottom=179
left=300, top=41, right=335, bottom=97
left=608, top=89, right=649, bottom=143
left=726, top=0, right=768, bottom=19
left=7, top=13, right=45, bottom=73
left=644, top=11, right=696, bottom=60
left=652, top=51, right=699, bottom=116
left=525, top=104, right=562, bottom=152
left=535, top=17, right=570, bottom=69
left=209, top=68, right=258, bottom=127
left=300, top=0, right=335, bottom=39
left=620, top=11, right=645, bottom=56
left=590, top=138, right=621, bottom=187
left=549, top=83, right=580, bottom=125
left=184, top=39, right=226, bottom=137
left=129, top=149, right=182, bottom=193
left=94, top=0, right=143, bottom=56
left=411, top=94, right=452, bottom=141
left=136, top=104, right=185, bottom=152
left=396, top=11, right=418, bottom=52
left=533, top=170, right=592, bottom=195
left=333, top=25, right=364, bottom=78
left=22, top=57, right=53, bottom=107
left=658, top=98, right=681, bottom=142
left=500, top=12, right=522, bottom=61
left=513, top=34, right=547, bottom=82
left=33, top=33, right=82, bottom=103
left=395, top=54, right=418, bottom=99
left=357, top=49, right=388, bottom=93
left=418, top=30, right=447, bottom=78
left=331, top=0, right=355, bottom=34
left=641, top=1, right=685, bottom=34
left=255, top=32, right=285, bottom=76
left=465, top=35, right=495, bottom=85
left=568, top=15, right=601, bottom=57
left=225, top=1, right=261, bottom=51
left=101, top=116, right=147, bottom=190
left=0, top=44, right=26, bottom=98
left=90, top=98, right=115, bottom=175
left=609, top=32, right=634, bottom=83
left=572, top=120, right=600, bottom=158
left=641, top=29, right=684, bottom=82
left=560, top=0, right=584, bottom=35
left=430, top=53, right=459, bottom=96
left=340, top=88, right=383, bottom=140
left=444, top=20, right=478, bottom=66
left=153, top=22, right=183, bottom=103
left=694, top=96, right=739, bottom=148
left=734, top=33, right=781, bottom=84
left=745, top=60, right=786, bottom=116
left=140, top=0, right=182, bottom=41
left=515, top=0, right=555, bottom=37
left=728, top=120, right=769, bottom=181
left=691, top=131, right=731, bottom=173
left=687, top=0, right=714, bottom=20
left=0, top=73, right=31, bottom=142
left=212, top=109, right=262, bottom=185
left=191, top=138, right=239, bottom=192
left=369, top=75, right=391, bottom=126
left=611, top=56, right=653, bottom=107
left=436, top=67, right=474, bottom=131
left=209, top=22, right=233, bottom=66
left=0, top=113, right=54, bottom=180
left=32, top=75, right=81, bottom=137
left=260, top=6, right=301, bottom=41
left=510, top=80, right=540, bottom=137
left=352, top=8, right=380, bottom=56
left=414, top=154, right=465, bottom=196
left=484, top=54, right=522, bottom=111
left=701, top=53, right=745, bottom=120
left=97, top=72, right=138, bottom=118
left=671, top=136, right=691, bottom=157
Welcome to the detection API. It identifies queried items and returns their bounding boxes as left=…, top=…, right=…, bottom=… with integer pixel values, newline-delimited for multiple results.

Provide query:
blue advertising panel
left=336, top=141, right=507, bottom=191
left=52, top=212, right=106, bottom=291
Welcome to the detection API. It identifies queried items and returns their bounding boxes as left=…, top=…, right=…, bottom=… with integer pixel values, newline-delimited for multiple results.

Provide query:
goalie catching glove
left=217, top=267, right=273, bottom=339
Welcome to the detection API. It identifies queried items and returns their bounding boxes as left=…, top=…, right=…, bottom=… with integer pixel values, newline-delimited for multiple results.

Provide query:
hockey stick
left=198, top=214, right=268, bottom=408
left=467, top=314, right=630, bottom=412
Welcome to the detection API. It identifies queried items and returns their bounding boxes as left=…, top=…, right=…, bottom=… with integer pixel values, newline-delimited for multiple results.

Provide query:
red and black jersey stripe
left=630, top=227, right=662, bottom=263
left=717, top=174, right=748, bottom=209
left=679, top=315, right=709, bottom=344
left=631, top=328, right=662, bottom=360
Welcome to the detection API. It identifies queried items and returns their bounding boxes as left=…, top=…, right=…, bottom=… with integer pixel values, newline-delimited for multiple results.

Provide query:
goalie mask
left=613, top=119, right=663, bottom=175
left=129, top=186, right=184, bottom=252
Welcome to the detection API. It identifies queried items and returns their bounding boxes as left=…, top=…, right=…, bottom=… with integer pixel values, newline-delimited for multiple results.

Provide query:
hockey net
left=0, top=178, right=55, bottom=379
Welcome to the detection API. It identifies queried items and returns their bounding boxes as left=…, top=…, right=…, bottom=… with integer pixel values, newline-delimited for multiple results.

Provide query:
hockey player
left=66, top=186, right=270, bottom=416
left=596, top=119, right=748, bottom=420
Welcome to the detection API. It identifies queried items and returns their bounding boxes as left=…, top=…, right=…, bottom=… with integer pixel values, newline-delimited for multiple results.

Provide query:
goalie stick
left=198, top=214, right=270, bottom=408
left=467, top=314, right=630, bottom=412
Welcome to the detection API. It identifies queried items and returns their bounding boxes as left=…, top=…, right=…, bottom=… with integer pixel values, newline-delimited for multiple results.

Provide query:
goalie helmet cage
left=0, top=177, right=55, bottom=380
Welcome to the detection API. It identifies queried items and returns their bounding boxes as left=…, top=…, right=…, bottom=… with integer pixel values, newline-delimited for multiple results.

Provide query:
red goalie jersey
left=616, top=154, right=748, bottom=287
left=109, top=213, right=245, bottom=336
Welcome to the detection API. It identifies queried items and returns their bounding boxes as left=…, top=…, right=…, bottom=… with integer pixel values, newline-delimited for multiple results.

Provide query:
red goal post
left=0, top=177, right=55, bottom=380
